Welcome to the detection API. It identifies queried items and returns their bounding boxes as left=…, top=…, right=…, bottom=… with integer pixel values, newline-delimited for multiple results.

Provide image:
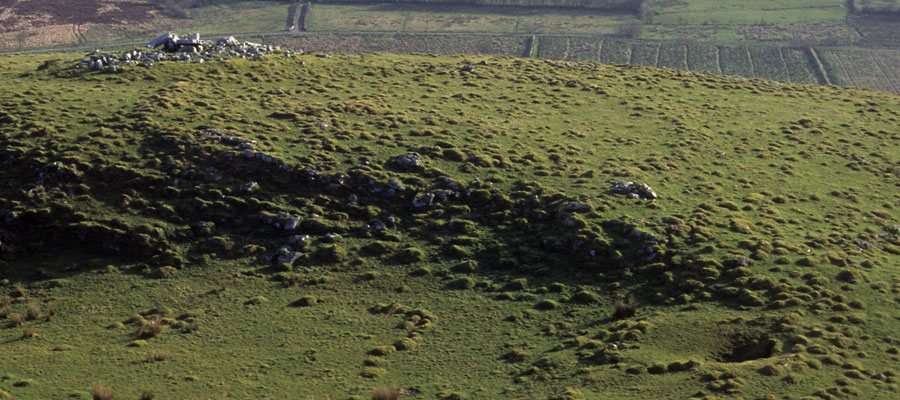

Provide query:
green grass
left=307, top=3, right=638, bottom=34
left=1, top=50, right=900, bottom=399
left=653, top=0, right=847, bottom=25
left=0, top=1, right=293, bottom=51
left=159, top=1, right=292, bottom=35
left=319, top=0, right=636, bottom=9
left=857, top=0, right=900, bottom=13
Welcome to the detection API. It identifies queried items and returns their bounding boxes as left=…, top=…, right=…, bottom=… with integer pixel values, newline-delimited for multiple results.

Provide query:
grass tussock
left=612, top=295, right=637, bottom=320
left=146, top=349, right=168, bottom=363
left=21, top=324, right=35, bottom=339
left=90, top=383, right=114, bottom=400
left=371, top=387, right=400, bottom=400
left=25, top=301, right=40, bottom=321
left=138, top=317, right=165, bottom=339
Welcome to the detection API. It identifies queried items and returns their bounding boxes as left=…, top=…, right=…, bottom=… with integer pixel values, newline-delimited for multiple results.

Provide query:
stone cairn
left=76, top=33, right=300, bottom=73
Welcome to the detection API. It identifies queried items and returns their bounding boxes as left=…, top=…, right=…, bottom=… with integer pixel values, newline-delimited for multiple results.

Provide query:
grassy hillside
left=1, top=51, right=900, bottom=399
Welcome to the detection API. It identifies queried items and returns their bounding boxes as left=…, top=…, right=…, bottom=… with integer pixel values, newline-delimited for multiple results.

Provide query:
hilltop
left=0, top=51, right=899, bottom=399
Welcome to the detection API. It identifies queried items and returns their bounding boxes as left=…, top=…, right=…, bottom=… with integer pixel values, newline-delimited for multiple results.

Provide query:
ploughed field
left=0, top=51, right=899, bottom=399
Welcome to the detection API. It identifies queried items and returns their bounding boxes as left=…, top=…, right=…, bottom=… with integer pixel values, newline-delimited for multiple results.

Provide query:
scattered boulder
left=267, top=245, right=304, bottom=265
left=412, top=192, right=435, bottom=208
left=611, top=181, right=657, bottom=200
left=395, top=153, right=423, bottom=170
left=75, top=32, right=298, bottom=73
left=240, top=181, right=258, bottom=193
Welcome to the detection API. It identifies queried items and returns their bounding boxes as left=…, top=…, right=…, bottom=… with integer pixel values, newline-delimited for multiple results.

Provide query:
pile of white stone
left=76, top=33, right=297, bottom=73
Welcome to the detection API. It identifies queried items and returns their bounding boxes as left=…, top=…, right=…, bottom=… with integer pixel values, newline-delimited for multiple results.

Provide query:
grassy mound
left=0, top=51, right=898, bottom=398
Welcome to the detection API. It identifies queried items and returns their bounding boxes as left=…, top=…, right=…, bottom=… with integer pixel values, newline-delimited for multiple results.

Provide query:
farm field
left=0, top=0, right=291, bottom=51
left=315, top=0, right=636, bottom=8
left=269, top=32, right=529, bottom=57
left=2, top=49, right=900, bottom=399
left=306, top=3, right=639, bottom=34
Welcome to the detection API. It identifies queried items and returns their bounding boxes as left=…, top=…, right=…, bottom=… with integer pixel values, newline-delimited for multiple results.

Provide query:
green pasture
left=0, top=50, right=899, bottom=399
left=307, top=3, right=639, bottom=34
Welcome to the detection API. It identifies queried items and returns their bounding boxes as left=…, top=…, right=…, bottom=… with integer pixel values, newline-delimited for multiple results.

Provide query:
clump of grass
left=361, top=367, right=387, bottom=378
left=139, top=389, right=155, bottom=400
left=0, top=295, right=9, bottom=318
left=294, top=295, right=317, bottom=307
left=369, top=345, right=396, bottom=356
left=137, top=316, right=165, bottom=339
left=22, top=324, right=35, bottom=339
left=612, top=295, right=637, bottom=320
left=146, top=349, right=168, bottom=362
left=569, top=290, right=599, bottom=304
left=90, top=383, right=114, bottom=400
left=12, top=284, right=25, bottom=298
left=281, top=273, right=301, bottom=287
left=534, top=299, right=560, bottom=310
left=156, top=266, right=177, bottom=279
left=394, top=337, right=418, bottom=350
left=25, top=301, right=40, bottom=321
left=45, top=308, right=56, bottom=322
left=501, top=348, right=532, bottom=362
left=371, top=387, right=400, bottom=400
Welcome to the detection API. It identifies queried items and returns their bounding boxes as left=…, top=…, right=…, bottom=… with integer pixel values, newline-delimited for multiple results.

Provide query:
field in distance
left=267, top=33, right=900, bottom=94
left=0, top=49, right=899, bottom=399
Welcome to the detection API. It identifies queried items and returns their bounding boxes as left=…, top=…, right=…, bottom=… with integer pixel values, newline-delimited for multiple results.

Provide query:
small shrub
left=90, top=383, right=114, bottom=400
left=371, top=387, right=400, bottom=400
left=612, top=295, right=637, bottom=320
left=12, top=284, right=25, bottom=298
left=140, top=389, right=155, bottom=400
left=25, top=301, right=40, bottom=321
